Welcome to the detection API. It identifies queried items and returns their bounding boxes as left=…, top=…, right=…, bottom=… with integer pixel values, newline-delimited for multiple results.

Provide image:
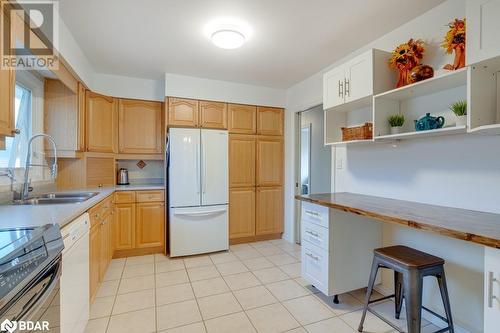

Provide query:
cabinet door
left=344, top=52, right=373, bottom=103
left=257, top=107, right=284, bottom=136
left=229, top=134, right=255, bottom=187
left=256, top=136, right=283, bottom=186
left=229, top=188, right=255, bottom=239
left=485, top=247, right=500, bottom=332
left=99, top=215, right=110, bottom=281
left=86, top=91, right=117, bottom=153
left=256, top=186, right=283, bottom=235
left=136, top=202, right=165, bottom=248
left=228, top=104, right=256, bottom=134
left=323, top=66, right=345, bottom=109
left=168, top=97, right=199, bottom=127
left=77, top=82, right=86, bottom=151
left=0, top=9, right=15, bottom=137
left=86, top=157, right=115, bottom=188
left=114, top=203, right=135, bottom=250
left=0, top=67, right=15, bottom=137
left=118, top=99, right=162, bottom=154
left=200, top=101, right=227, bottom=129
left=89, top=225, right=101, bottom=299
left=467, top=0, right=500, bottom=64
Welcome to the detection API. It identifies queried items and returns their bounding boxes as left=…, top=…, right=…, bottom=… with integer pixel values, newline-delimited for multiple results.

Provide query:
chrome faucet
left=19, top=134, right=58, bottom=201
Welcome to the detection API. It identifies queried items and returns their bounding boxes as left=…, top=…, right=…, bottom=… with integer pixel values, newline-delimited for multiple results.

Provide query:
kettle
left=414, top=113, right=445, bottom=131
left=117, top=168, right=129, bottom=185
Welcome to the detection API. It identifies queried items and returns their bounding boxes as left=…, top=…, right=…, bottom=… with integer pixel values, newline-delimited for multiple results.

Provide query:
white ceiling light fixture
left=205, top=18, right=252, bottom=50
left=211, top=29, right=245, bottom=49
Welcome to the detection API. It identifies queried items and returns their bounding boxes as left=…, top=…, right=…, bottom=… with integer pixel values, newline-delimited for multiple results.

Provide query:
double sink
left=12, top=192, right=99, bottom=205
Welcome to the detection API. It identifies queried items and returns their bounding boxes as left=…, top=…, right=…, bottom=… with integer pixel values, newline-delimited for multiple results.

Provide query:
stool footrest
left=367, top=294, right=395, bottom=304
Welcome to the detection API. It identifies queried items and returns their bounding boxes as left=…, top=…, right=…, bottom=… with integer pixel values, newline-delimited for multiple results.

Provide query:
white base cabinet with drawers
left=484, top=246, right=500, bottom=333
left=301, top=201, right=382, bottom=296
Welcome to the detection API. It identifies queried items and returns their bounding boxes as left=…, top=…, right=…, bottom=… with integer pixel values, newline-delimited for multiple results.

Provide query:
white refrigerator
left=168, top=128, right=229, bottom=257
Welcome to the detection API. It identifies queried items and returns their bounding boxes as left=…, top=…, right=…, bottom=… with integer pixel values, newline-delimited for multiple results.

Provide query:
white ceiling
left=58, top=0, right=444, bottom=89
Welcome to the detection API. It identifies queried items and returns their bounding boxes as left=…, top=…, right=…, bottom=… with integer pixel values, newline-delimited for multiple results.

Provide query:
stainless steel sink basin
left=11, top=192, right=99, bottom=205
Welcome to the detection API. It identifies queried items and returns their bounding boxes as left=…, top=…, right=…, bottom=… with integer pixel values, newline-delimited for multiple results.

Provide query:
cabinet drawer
left=302, top=221, right=330, bottom=252
left=89, top=195, right=113, bottom=228
left=301, top=241, right=330, bottom=295
left=115, top=191, right=136, bottom=204
left=136, top=190, right=164, bottom=203
left=301, top=202, right=329, bottom=228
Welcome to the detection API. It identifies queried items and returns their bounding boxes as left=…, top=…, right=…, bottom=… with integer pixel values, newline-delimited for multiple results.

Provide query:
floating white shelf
left=469, top=124, right=500, bottom=136
left=326, top=139, right=374, bottom=147
left=374, top=67, right=468, bottom=101
left=374, top=125, right=467, bottom=142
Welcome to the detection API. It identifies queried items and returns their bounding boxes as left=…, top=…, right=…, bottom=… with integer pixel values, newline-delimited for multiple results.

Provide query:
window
left=0, top=83, right=32, bottom=168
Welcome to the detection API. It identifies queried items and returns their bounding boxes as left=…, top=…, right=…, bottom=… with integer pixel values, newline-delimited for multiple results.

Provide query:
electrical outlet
left=336, top=158, right=343, bottom=169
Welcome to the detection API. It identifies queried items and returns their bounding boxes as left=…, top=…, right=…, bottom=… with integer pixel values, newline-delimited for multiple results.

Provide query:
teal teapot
left=414, top=113, right=445, bottom=131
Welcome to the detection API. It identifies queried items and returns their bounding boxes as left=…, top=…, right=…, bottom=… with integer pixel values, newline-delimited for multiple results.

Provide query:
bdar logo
left=0, top=319, right=17, bottom=333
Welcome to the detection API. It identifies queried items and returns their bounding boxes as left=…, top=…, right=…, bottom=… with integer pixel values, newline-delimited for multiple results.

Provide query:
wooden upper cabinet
left=118, top=99, right=163, bottom=154
left=257, top=107, right=284, bottom=136
left=77, top=83, right=86, bottom=151
left=200, top=101, right=227, bottom=129
left=256, top=136, right=284, bottom=187
left=229, top=188, right=256, bottom=239
left=136, top=202, right=165, bottom=248
left=0, top=9, right=15, bottom=138
left=228, top=104, right=256, bottom=134
left=86, top=91, right=117, bottom=153
left=256, top=186, right=283, bottom=235
left=229, top=134, right=255, bottom=188
left=168, top=97, right=199, bottom=127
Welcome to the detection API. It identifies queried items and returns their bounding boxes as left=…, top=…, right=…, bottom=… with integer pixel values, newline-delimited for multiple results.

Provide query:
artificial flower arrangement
left=442, top=18, right=466, bottom=70
left=389, top=38, right=425, bottom=88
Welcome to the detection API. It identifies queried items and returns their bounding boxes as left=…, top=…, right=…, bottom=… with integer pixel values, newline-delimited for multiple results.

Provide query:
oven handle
left=15, top=257, right=62, bottom=323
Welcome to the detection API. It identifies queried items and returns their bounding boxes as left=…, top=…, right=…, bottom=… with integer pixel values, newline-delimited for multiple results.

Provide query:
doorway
left=295, top=104, right=332, bottom=243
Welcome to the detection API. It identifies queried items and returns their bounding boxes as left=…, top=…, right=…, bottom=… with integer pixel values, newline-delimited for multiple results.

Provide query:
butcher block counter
left=295, top=192, right=500, bottom=249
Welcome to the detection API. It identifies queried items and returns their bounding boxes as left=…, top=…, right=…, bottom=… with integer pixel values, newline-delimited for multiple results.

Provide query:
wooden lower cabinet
left=113, top=190, right=166, bottom=257
left=136, top=202, right=165, bottom=248
left=114, top=203, right=135, bottom=250
left=256, top=186, right=284, bottom=235
left=99, top=213, right=112, bottom=281
left=229, top=188, right=256, bottom=239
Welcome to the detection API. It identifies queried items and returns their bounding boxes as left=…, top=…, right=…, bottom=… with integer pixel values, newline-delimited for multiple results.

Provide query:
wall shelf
left=326, top=139, right=374, bottom=147
left=374, top=125, right=467, bottom=142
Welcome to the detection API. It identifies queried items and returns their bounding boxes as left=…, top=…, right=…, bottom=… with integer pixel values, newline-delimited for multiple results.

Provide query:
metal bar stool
left=358, top=245, right=454, bottom=333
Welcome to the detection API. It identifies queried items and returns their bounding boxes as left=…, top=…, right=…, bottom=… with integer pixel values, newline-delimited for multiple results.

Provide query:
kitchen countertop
left=0, top=184, right=165, bottom=230
left=296, top=192, right=500, bottom=248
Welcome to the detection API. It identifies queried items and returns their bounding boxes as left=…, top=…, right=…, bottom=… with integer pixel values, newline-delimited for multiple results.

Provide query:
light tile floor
left=85, top=239, right=442, bottom=333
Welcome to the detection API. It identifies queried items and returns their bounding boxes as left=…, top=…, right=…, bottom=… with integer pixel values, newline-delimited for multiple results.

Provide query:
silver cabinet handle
left=344, top=78, right=350, bottom=97
left=488, top=271, right=498, bottom=308
left=305, top=230, right=319, bottom=238
left=338, top=80, right=344, bottom=98
left=306, top=252, right=319, bottom=261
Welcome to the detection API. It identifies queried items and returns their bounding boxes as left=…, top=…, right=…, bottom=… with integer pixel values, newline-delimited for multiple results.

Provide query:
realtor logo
left=0, top=319, right=17, bottom=333
left=0, top=0, right=59, bottom=70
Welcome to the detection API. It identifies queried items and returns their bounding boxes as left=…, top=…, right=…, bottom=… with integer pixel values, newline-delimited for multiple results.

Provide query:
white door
left=485, top=247, right=500, bottom=333
left=344, top=51, right=373, bottom=103
left=169, top=128, right=201, bottom=207
left=467, top=0, right=500, bottom=65
left=201, top=129, right=228, bottom=206
left=169, top=205, right=229, bottom=257
left=323, top=66, right=345, bottom=109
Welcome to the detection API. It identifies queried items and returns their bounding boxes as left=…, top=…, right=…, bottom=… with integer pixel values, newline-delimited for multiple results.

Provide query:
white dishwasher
left=61, top=213, right=90, bottom=333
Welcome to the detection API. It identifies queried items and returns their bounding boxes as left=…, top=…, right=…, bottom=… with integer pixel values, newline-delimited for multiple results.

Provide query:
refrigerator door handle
left=196, top=139, right=201, bottom=194
left=174, top=208, right=226, bottom=217
left=202, top=139, right=207, bottom=194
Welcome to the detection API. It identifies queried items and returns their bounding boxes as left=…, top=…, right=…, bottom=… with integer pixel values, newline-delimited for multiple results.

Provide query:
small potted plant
left=388, top=114, right=405, bottom=134
left=449, top=100, right=467, bottom=126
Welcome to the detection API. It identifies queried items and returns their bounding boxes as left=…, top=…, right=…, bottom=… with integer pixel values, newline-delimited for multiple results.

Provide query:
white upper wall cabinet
left=467, top=0, right=500, bottom=65
left=323, top=49, right=393, bottom=111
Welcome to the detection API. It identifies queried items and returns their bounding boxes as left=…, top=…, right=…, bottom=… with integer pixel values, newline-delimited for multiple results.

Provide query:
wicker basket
left=341, top=122, right=373, bottom=141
